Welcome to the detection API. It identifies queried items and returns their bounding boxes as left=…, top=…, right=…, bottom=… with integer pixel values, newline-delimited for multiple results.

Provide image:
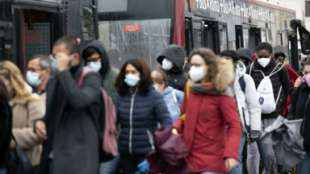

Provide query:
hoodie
left=82, top=40, right=119, bottom=101
left=157, top=45, right=187, bottom=91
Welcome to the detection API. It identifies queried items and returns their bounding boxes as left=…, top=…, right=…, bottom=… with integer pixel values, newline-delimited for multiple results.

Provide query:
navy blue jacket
left=117, top=88, right=172, bottom=156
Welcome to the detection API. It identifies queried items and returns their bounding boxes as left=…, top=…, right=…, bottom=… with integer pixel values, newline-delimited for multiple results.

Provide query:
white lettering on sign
left=195, top=0, right=276, bottom=22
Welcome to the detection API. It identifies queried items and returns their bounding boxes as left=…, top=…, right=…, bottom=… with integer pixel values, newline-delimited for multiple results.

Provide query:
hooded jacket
left=82, top=40, right=119, bottom=102
left=173, top=59, right=241, bottom=173
left=233, top=61, right=261, bottom=134
left=157, top=45, right=186, bottom=91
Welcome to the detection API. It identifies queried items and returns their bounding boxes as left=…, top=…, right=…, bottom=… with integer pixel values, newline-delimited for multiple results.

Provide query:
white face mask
left=124, top=74, right=140, bottom=87
left=189, top=66, right=207, bottom=83
left=162, top=59, right=173, bottom=71
left=87, top=62, right=101, bottom=72
left=257, top=57, right=271, bottom=68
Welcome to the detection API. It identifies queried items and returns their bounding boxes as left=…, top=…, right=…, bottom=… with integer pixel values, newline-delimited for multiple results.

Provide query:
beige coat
left=10, top=93, right=45, bottom=166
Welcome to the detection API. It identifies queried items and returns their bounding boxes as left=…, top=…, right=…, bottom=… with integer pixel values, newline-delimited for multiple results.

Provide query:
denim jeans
left=0, top=168, right=6, bottom=174
left=300, top=152, right=310, bottom=174
left=99, top=157, right=119, bottom=174
left=229, top=133, right=246, bottom=174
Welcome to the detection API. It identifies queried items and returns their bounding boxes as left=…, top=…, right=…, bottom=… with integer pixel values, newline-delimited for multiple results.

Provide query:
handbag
left=8, top=135, right=33, bottom=174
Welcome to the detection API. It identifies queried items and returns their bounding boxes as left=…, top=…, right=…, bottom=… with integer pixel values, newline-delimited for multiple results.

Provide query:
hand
left=294, top=77, right=303, bottom=88
left=172, top=128, right=178, bottom=135
left=56, top=52, right=71, bottom=72
left=34, top=120, right=47, bottom=140
left=225, top=158, right=239, bottom=172
left=249, top=130, right=261, bottom=142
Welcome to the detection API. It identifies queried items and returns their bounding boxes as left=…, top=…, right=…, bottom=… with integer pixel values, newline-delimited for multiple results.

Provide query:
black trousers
left=116, top=155, right=145, bottom=174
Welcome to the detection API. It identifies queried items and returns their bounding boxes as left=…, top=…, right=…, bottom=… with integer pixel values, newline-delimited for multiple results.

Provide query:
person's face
left=87, top=52, right=102, bottom=64
left=52, top=44, right=80, bottom=67
left=256, top=50, right=271, bottom=59
left=27, top=59, right=50, bottom=81
left=125, top=64, right=140, bottom=77
left=190, top=55, right=208, bottom=70
left=275, top=55, right=285, bottom=64
left=151, top=71, right=164, bottom=85
left=303, top=65, right=310, bottom=76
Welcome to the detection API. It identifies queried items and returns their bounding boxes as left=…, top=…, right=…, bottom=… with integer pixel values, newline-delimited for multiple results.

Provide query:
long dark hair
left=115, top=59, right=152, bottom=96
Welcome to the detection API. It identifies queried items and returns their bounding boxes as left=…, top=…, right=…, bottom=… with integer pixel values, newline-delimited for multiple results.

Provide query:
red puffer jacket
left=173, top=92, right=241, bottom=173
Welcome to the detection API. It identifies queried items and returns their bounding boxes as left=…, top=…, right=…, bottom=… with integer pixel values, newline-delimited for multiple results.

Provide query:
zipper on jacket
left=129, top=90, right=137, bottom=154
left=147, top=130, right=155, bottom=151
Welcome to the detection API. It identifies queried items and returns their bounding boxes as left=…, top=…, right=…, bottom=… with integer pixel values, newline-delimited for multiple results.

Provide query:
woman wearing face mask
left=289, top=57, right=310, bottom=174
left=0, top=61, right=45, bottom=170
left=151, top=69, right=184, bottom=123
left=82, top=40, right=119, bottom=102
left=115, top=59, right=172, bottom=174
left=172, top=48, right=241, bottom=174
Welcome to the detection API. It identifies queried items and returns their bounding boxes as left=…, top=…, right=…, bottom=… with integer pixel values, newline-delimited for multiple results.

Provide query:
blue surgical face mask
left=26, top=71, right=42, bottom=87
left=87, top=62, right=101, bottom=72
left=124, top=74, right=140, bottom=87
left=50, top=55, right=58, bottom=69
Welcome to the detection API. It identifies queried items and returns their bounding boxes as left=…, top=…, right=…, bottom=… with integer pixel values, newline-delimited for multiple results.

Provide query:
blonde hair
left=0, top=61, right=36, bottom=101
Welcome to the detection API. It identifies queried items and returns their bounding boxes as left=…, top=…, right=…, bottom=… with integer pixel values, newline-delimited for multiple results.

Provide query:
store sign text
left=195, top=0, right=275, bottom=22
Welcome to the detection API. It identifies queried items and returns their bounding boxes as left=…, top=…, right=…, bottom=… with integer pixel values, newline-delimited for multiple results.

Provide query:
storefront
left=1, top=0, right=97, bottom=72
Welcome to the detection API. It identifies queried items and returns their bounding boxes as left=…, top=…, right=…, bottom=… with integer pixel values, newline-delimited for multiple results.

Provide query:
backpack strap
left=78, top=67, right=95, bottom=87
left=269, top=63, right=285, bottom=77
left=238, top=75, right=246, bottom=93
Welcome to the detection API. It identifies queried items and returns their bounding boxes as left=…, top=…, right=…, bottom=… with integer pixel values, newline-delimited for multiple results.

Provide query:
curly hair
left=115, top=59, right=152, bottom=96
left=188, top=48, right=219, bottom=84
left=0, top=61, right=34, bottom=100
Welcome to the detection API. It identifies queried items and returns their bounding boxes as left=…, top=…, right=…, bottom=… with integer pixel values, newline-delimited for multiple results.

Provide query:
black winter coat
left=247, top=60, right=290, bottom=119
left=0, top=99, right=11, bottom=168
left=289, top=83, right=310, bottom=151
left=157, top=45, right=187, bottom=91
left=39, top=65, right=102, bottom=174
left=117, top=88, right=172, bottom=156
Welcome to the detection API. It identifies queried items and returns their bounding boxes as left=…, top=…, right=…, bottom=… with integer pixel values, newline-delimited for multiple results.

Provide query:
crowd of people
left=0, top=35, right=309, bottom=174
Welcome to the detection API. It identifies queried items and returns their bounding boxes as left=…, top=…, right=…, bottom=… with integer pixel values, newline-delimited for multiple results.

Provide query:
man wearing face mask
left=156, top=45, right=187, bottom=91
left=34, top=36, right=102, bottom=174
left=82, top=40, right=119, bottom=102
left=247, top=42, right=290, bottom=174
left=26, top=55, right=52, bottom=100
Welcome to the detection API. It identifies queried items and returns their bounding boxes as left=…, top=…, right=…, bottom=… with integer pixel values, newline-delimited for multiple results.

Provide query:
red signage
left=124, top=24, right=141, bottom=33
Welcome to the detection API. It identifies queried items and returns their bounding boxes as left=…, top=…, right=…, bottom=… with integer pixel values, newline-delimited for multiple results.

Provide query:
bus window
left=98, top=19, right=171, bottom=69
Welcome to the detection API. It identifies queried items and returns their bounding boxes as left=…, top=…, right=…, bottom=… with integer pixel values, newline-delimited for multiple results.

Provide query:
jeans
left=229, top=133, right=246, bottom=174
left=99, top=157, right=119, bottom=174
left=247, top=142, right=260, bottom=174
left=0, top=168, right=6, bottom=174
left=300, top=152, right=310, bottom=174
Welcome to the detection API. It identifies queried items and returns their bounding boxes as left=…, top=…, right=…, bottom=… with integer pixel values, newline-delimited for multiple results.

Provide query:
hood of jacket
left=81, top=40, right=111, bottom=78
left=237, top=48, right=252, bottom=62
left=156, top=45, right=186, bottom=73
left=235, top=61, right=247, bottom=78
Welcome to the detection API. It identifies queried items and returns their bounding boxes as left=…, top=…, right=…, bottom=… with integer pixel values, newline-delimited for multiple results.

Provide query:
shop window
left=98, top=19, right=171, bottom=69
